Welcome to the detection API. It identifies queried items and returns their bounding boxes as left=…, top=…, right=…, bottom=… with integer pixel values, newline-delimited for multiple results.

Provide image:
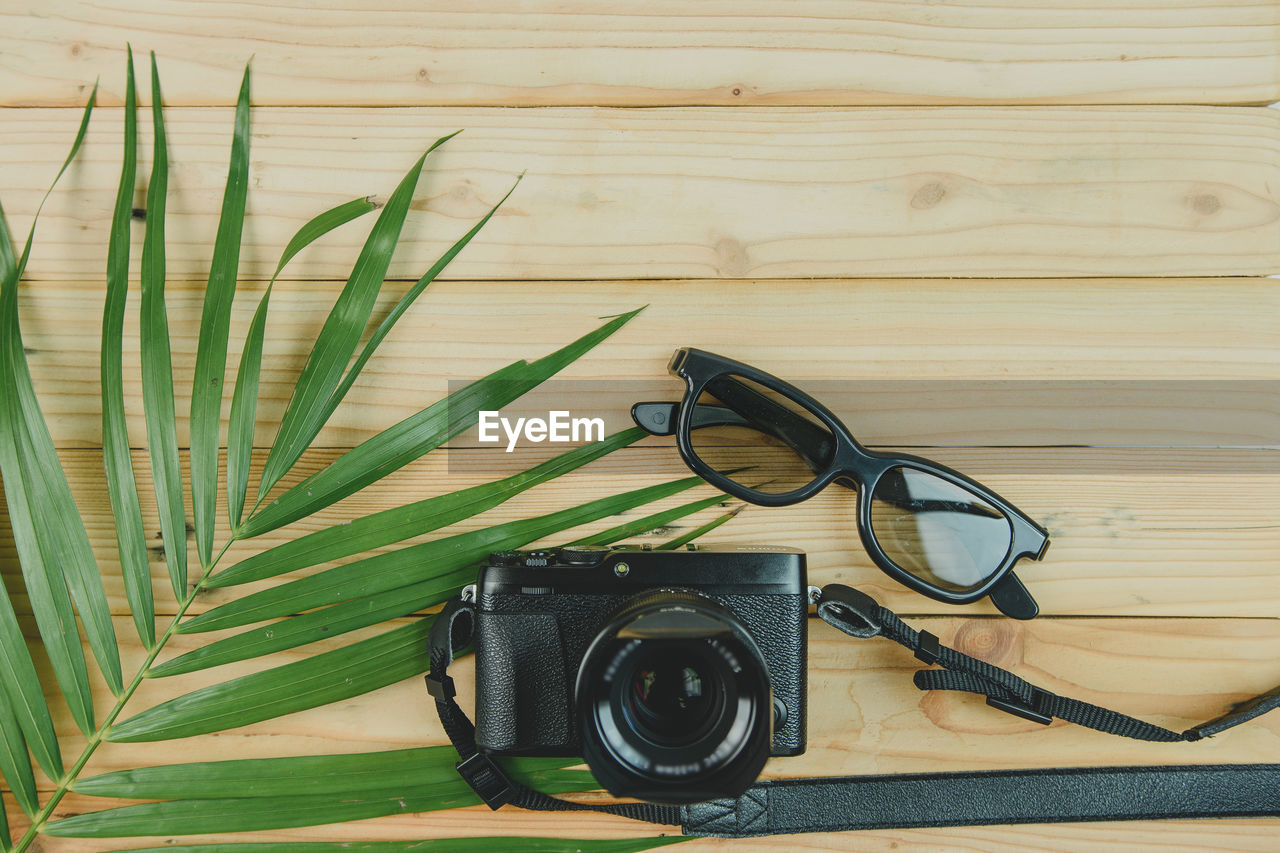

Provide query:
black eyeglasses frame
left=632, top=347, right=1050, bottom=618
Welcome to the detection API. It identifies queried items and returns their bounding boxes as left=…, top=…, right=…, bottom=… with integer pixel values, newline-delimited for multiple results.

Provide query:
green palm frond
left=190, top=62, right=252, bottom=569
left=226, top=195, right=378, bottom=528
left=102, top=46, right=154, bottom=648
left=139, top=52, right=188, bottom=603
left=154, top=474, right=703, bottom=675
left=0, top=82, right=104, bottom=770
left=0, top=54, right=726, bottom=851
left=126, top=839, right=690, bottom=853
left=51, top=749, right=594, bottom=836
left=252, top=130, right=459, bottom=503
left=215, top=426, right=647, bottom=589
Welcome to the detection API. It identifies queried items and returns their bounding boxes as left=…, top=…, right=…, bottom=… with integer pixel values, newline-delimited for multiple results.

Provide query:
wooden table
left=2, top=2, right=1279, bottom=850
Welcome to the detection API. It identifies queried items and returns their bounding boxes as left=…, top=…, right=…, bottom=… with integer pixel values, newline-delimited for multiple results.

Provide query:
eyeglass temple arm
left=632, top=401, right=750, bottom=436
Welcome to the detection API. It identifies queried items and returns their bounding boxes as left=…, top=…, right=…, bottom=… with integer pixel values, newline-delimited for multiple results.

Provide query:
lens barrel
left=576, top=590, right=773, bottom=804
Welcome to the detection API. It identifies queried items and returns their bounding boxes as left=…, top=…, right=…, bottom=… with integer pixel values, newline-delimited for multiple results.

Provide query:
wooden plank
left=2, top=446, right=1278, bottom=618
left=79, top=616, right=1280, bottom=775
left=5, top=795, right=1277, bottom=853
left=6, top=614, right=1280, bottom=851
left=15, top=278, right=1280, bottom=449
left=4, top=13, right=1279, bottom=852
left=3, top=2, right=1278, bottom=108
left=6, top=107, right=1279, bottom=281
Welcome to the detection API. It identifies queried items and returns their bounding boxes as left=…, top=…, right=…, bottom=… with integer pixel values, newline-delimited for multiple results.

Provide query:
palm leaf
left=49, top=772, right=591, bottom=837
left=181, top=474, right=704, bottom=634
left=227, top=196, right=378, bottom=528
left=118, top=841, right=685, bottom=853
left=657, top=505, right=745, bottom=549
left=216, top=427, right=646, bottom=588
left=0, top=86, right=121, bottom=739
left=11, top=83, right=96, bottom=281
left=237, top=307, right=644, bottom=538
left=255, top=132, right=460, bottom=501
left=55, top=752, right=669, bottom=847
left=73, top=746, right=583, bottom=799
left=139, top=52, right=188, bottom=600
left=154, top=573, right=467, bottom=677
left=0, top=795, right=7, bottom=852
left=0, top=408, right=94, bottom=734
left=113, top=477, right=709, bottom=741
left=0, top=201, right=63, bottom=778
left=569, top=493, right=730, bottom=546
left=101, top=46, right=154, bottom=646
left=315, top=174, right=521, bottom=433
left=152, top=475, right=717, bottom=676
left=109, top=618, right=434, bottom=742
left=190, top=63, right=252, bottom=568
left=0, top=502, right=60, bottom=781
left=0, top=56, right=742, bottom=851
left=0, top=688, right=37, bottom=816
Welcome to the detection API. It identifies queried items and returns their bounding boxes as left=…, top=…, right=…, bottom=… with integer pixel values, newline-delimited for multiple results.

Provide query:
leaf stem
left=13, top=538, right=235, bottom=851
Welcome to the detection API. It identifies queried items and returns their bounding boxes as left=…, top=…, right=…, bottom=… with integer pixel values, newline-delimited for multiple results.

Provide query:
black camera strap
left=425, top=594, right=683, bottom=826
left=816, top=584, right=1280, bottom=741
left=679, top=763, right=1280, bottom=836
left=426, top=589, right=1280, bottom=837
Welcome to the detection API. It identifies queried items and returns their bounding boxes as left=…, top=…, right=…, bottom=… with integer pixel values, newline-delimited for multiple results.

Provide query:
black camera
left=472, top=544, right=808, bottom=804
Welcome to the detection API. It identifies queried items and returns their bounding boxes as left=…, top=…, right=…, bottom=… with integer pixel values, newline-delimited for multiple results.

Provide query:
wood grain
left=5, top=614, right=1280, bottom=850
left=89, top=616, right=1280, bottom=776
left=3, top=1, right=1278, bottom=108
left=4, top=8, right=1279, bottom=851
left=6, top=107, right=1279, bottom=282
left=4, top=800, right=1279, bottom=853
left=2, top=445, right=1278, bottom=619
left=15, top=278, right=1280, bottom=449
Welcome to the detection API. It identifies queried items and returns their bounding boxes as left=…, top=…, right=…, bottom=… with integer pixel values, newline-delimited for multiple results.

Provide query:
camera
left=472, top=544, right=808, bottom=804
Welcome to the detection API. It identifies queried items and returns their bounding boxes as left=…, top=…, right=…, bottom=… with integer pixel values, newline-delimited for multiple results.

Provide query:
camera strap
left=815, top=584, right=1280, bottom=741
left=425, top=594, right=683, bottom=826
left=680, top=762, right=1280, bottom=836
left=426, top=590, right=1280, bottom=837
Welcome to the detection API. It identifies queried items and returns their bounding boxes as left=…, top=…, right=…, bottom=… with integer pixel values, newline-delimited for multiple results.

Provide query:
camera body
left=472, top=544, right=808, bottom=803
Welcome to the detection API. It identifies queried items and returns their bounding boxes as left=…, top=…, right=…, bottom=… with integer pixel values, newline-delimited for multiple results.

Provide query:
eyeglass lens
left=869, top=466, right=1013, bottom=593
left=687, top=374, right=836, bottom=496
left=685, top=372, right=1017, bottom=594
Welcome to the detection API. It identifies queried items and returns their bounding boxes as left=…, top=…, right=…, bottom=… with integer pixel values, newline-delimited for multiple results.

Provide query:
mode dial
left=558, top=546, right=611, bottom=566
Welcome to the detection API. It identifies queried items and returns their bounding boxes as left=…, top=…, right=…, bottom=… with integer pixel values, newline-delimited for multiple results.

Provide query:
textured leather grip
left=680, top=764, right=1280, bottom=837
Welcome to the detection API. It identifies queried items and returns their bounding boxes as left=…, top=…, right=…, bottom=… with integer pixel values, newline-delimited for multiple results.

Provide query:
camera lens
left=622, top=643, right=724, bottom=747
left=576, top=590, right=773, bottom=805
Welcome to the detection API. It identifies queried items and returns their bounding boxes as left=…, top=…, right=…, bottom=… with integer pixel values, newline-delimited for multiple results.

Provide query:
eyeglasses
left=631, top=348, right=1050, bottom=619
